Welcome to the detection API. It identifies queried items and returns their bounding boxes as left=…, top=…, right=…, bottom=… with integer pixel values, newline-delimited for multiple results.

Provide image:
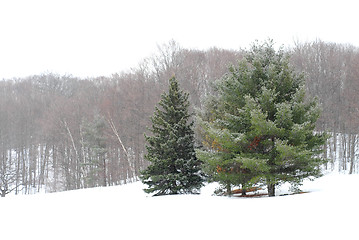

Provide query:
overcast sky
left=0, top=0, right=357, bottom=79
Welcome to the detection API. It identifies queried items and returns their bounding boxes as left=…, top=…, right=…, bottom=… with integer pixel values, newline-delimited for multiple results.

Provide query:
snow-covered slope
left=1, top=173, right=358, bottom=240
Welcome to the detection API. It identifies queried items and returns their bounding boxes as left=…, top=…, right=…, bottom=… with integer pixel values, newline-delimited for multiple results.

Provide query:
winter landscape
left=1, top=41, right=359, bottom=240
left=1, top=1, right=359, bottom=240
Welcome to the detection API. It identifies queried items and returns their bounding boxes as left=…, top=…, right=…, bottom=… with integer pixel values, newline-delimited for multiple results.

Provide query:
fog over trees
left=0, top=40, right=358, bottom=196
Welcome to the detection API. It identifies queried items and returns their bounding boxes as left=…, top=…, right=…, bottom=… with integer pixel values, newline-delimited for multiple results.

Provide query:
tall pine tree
left=141, top=77, right=204, bottom=196
left=197, top=40, right=328, bottom=196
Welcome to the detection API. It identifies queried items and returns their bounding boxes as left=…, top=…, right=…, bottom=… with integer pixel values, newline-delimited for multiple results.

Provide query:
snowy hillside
left=1, top=173, right=358, bottom=240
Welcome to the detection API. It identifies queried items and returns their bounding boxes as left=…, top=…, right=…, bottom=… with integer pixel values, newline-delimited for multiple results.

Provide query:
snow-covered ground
left=1, top=173, right=358, bottom=240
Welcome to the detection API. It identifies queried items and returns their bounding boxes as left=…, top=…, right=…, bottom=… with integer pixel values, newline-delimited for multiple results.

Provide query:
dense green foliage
left=141, top=77, right=204, bottom=196
left=197, top=40, right=328, bottom=196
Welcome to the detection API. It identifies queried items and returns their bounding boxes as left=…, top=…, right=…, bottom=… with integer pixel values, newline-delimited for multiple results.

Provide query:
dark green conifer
left=141, top=77, right=204, bottom=196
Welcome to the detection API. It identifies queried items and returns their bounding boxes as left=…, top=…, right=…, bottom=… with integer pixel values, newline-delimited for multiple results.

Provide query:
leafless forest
left=1, top=40, right=358, bottom=196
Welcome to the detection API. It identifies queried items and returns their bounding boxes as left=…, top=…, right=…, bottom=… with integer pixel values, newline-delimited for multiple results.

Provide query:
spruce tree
left=197, top=40, right=328, bottom=196
left=141, top=77, right=204, bottom=196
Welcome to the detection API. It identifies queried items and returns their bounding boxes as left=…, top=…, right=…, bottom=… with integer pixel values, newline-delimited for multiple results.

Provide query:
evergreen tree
left=141, top=77, right=204, bottom=196
left=81, top=114, right=108, bottom=187
left=197, top=40, right=328, bottom=196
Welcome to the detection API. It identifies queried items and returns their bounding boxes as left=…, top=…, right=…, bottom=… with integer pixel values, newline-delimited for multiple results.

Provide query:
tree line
left=291, top=40, right=359, bottom=173
left=0, top=40, right=358, bottom=196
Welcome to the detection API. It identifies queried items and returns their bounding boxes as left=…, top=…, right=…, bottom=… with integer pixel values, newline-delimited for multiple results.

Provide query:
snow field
left=1, top=173, right=358, bottom=240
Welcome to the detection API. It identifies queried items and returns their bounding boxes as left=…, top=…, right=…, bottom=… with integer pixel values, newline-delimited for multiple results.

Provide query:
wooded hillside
left=1, top=40, right=358, bottom=196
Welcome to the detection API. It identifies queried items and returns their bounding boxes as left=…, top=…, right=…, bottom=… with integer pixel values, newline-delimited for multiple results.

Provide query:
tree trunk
left=349, top=134, right=356, bottom=174
left=102, top=158, right=107, bottom=187
left=267, top=183, right=275, bottom=197
left=241, top=183, right=246, bottom=196
left=226, top=182, right=232, bottom=196
left=1, top=190, right=6, bottom=197
left=241, top=189, right=247, bottom=196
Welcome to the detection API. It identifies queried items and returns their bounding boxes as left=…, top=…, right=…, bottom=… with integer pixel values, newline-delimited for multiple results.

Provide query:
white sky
left=0, top=0, right=357, bottom=79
